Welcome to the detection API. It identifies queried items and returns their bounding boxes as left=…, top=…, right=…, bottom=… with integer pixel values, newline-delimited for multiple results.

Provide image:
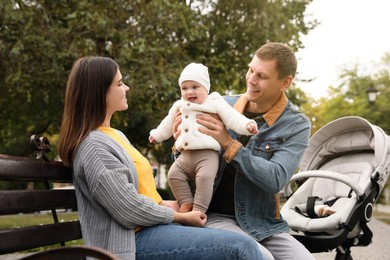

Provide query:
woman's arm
left=77, top=134, right=207, bottom=228
left=160, top=200, right=180, bottom=211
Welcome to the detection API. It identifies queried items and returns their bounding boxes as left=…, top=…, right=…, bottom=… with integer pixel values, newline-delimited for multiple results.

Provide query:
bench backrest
left=0, top=153, right=81, bottom=254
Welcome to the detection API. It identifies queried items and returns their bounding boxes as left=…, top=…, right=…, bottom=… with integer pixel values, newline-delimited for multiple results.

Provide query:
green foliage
left=302, top=61, right=390, bottom=135
left=0, top=180, right=28, bottom=190
left=286, top=84, right=310, bottom=109
left=202, top=0, right=316, bottom=94
left=0, top=0, right=314, bottom=167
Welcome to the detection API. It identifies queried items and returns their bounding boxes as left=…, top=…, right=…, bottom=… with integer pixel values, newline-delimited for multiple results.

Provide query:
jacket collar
left=233, top=92, right=288, bottom=126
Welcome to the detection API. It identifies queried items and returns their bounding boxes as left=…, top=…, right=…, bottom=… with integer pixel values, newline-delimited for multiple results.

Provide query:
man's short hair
left=255, top=42, right=297, bottom=79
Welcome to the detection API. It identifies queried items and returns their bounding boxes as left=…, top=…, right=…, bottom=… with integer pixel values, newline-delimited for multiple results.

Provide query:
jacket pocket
left=252, top=138, right=284, bottom=160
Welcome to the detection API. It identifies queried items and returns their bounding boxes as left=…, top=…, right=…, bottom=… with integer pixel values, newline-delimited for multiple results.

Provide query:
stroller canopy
left=299, top=116, right=390, bottom=190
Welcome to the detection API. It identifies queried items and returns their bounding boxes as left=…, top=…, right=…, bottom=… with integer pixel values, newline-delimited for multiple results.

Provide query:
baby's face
left=180, top=80, right=208, bottom=104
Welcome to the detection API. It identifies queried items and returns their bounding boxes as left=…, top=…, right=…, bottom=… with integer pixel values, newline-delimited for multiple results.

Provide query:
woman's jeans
left=135, top=224, right=263, bottom=259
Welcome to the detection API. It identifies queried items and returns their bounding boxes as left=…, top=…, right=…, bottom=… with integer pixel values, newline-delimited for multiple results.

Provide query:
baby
left=149, top=63, right=258, bottom=213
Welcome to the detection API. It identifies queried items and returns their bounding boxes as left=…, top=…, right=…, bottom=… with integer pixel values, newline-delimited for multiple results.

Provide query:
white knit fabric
left=178, top=63, right=210, bottom=92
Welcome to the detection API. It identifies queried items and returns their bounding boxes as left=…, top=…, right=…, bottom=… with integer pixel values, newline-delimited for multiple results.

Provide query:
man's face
left=245, top=55, right=289, bottom=105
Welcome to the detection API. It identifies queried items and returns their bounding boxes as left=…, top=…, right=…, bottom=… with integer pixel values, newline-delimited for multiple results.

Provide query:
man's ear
left=280, top=76, right=293, bottom=91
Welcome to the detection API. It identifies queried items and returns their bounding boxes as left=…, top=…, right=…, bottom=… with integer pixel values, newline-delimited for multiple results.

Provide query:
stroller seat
left=283, top=161, right=373, bottom=234
left=281, top=116, right=390, bottom=259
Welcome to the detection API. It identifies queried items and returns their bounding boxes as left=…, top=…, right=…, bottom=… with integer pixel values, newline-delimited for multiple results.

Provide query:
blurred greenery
left=301, top=55, right=390, bottom=135
left=1, top=0, right=390, bottom=192
left=0, top=0, right=314, bottom=162
left=376, top=211, right=390, bottom=225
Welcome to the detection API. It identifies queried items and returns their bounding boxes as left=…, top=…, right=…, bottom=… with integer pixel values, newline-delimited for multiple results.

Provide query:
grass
left=0, top=211, right=79, bottom=229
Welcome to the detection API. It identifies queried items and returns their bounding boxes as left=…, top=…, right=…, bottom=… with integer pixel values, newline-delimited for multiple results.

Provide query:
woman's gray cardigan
left=72, top=130, right=174, bottom=259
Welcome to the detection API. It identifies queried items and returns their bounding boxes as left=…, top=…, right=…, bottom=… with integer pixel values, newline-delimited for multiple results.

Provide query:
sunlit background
left=297, top=0, right=390, bottom=99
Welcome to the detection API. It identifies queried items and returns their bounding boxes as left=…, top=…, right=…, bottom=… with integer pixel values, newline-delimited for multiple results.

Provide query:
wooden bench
left=0, top=135, right=119, bottom=260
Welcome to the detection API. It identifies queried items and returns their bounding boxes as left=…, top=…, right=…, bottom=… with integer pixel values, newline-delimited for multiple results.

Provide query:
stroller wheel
left=364, top=203, right=373, bottom=222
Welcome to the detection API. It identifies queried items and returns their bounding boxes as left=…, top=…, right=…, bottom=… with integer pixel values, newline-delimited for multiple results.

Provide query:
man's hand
left=172, top=111, right=182, bottom=140
left=196, top=113, right=232, bottom=150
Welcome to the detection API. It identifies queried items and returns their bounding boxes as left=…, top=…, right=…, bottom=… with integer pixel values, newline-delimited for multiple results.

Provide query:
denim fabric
left=206, top=213, right=315, bottom=260
left=135, top=224, right=264, bottom=259
left=217, top=95, right=311, bottom=241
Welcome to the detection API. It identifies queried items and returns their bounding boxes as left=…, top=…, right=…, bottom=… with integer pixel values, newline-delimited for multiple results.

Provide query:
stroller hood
left=299, top=116, right=390, bottom=190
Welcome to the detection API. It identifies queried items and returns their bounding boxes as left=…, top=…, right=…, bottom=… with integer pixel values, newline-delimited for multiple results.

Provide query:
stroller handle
left=284, top=170, right=365, bottom=198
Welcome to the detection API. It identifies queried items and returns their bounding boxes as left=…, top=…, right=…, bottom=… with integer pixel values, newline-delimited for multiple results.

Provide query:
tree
left=301, top=53, right=390, bottom=135
left=195, top=0, right=316, bottom=94
left=0, top=0, right=194, bottom=156
left=0, top=0, right=315, bottom=166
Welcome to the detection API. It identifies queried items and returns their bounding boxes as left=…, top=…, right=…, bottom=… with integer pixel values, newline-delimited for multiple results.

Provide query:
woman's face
left=106, top=69, right=129, bottom=114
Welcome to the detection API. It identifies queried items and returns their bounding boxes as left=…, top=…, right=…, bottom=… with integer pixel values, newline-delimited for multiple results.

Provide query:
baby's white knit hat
left=178, top=63, right=210, bottom=93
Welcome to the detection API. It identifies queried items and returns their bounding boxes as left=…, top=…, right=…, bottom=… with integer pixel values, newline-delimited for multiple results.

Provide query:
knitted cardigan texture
left=72, top=130, right=174, bottom=259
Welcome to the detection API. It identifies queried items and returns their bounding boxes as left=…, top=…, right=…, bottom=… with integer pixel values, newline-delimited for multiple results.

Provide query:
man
left=195, top=42, right=314, bottom=259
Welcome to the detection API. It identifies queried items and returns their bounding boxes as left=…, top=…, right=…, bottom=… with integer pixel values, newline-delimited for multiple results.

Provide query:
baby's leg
left=192, top=150, right=219, bottom=213
left=168, top=152, right=195, bottom=212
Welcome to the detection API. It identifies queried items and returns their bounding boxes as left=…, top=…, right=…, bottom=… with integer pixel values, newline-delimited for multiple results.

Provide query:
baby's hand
left=149, top=135, right=157, bottom=144
left=247, top=122, right=258, bottom=135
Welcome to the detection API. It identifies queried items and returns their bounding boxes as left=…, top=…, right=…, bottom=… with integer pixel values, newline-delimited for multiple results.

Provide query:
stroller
left=281, top=116, right=390, bottom=260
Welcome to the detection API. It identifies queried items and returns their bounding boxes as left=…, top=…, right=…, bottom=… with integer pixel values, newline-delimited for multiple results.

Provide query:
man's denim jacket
left=217, top=93, right=311, bottom=241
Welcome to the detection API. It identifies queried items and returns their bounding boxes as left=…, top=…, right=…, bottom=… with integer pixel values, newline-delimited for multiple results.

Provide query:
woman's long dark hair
left=58, top=56, right=119, bottom=166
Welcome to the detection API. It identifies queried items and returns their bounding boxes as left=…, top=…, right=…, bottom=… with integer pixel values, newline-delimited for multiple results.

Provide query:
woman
left=58, top=56, right=263, bottom=260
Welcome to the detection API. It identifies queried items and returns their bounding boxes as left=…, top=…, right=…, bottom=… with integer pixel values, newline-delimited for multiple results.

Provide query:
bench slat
left=0, top=154, right=71, bottom=182
left=0, top=190, right=77, bottom=215
left=0, top=152, right=111, bottom=257
left=0, top=221, right=82, bottom=254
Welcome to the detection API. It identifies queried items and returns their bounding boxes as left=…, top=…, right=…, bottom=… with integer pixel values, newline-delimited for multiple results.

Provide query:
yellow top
left=98, top=127, right=162, bottom=204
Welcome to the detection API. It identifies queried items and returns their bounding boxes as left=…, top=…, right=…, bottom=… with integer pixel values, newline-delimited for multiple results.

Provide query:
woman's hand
left=196, top=113, right=232, bottom=150
left=161, top=200, right=180, bottom=212
left=173, top=211, right=207, bottom=227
